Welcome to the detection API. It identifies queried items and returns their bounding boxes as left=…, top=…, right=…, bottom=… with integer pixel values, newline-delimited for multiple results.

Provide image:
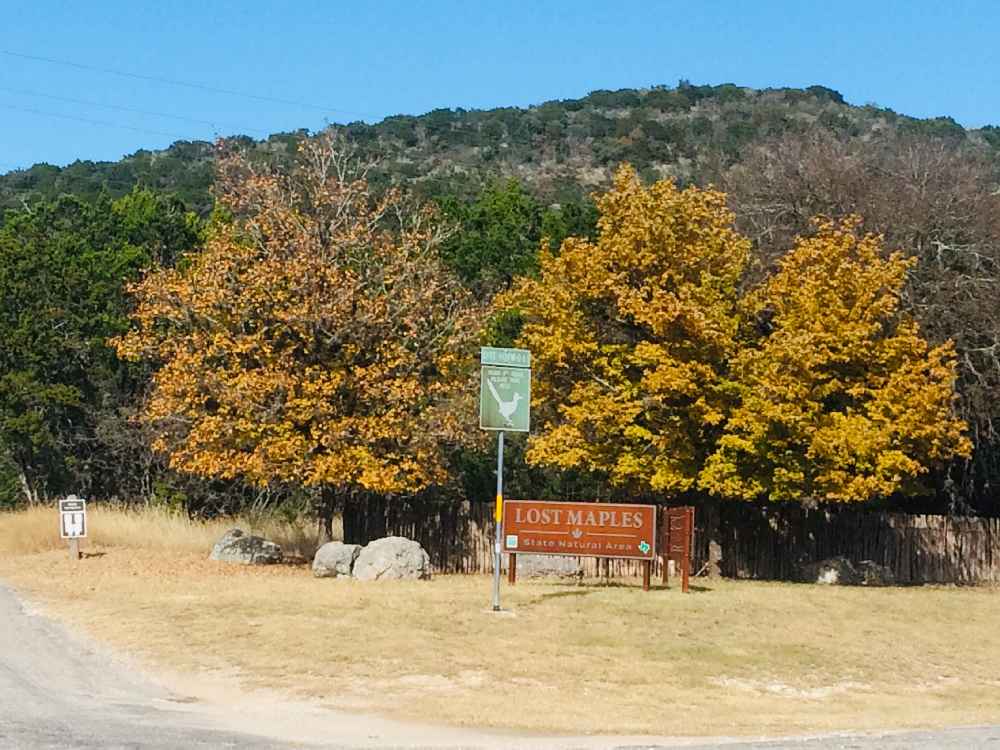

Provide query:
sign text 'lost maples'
left=503, top=500, right=656, bottom=560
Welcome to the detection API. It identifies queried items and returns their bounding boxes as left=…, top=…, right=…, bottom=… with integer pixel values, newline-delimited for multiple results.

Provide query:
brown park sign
left=503, top=500, right=657, bottom=560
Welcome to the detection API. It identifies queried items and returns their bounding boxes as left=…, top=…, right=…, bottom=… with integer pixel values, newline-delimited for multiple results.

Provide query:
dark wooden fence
left=342, top=495, right=495, bottom=574
left=342, top=497, right=1000, bottom=584
left=712, top=503, right=1000, bottom=584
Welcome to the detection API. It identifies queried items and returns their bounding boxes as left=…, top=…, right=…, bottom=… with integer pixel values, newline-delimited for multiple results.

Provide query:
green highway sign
left=480, top=365, right=531, bottom=432
left=480, top=347, right=531, bottom=612
left=480, top=348, right=531, bottom=432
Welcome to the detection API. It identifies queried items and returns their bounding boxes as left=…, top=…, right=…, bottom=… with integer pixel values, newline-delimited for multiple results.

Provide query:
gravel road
left=1, top=582, right=997, bottom=749
left=0, top=582, right=303, bottom=748
left=673, top=726, right=1000, bottom=749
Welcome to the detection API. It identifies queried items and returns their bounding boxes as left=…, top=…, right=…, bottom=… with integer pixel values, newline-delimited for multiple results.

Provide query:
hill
left=4, top=81, right=1000, bottom=514
left=3, top=81, right=998, bottom=214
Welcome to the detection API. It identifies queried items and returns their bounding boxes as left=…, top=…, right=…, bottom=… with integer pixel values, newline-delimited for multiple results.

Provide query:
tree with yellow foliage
left=506, top=165, right=750, bottom=493
left=508, top=169, right=969, bottom=504
left=701, top=219, right=970, bottom=502
left=114, top=134, right=482, bottom=534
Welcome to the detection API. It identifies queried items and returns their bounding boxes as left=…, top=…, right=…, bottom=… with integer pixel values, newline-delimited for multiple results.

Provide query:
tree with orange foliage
left=114, top=134, right=482, bottom=536
left=701, top=219, right=970, bottom=502
left=506, top=165, right=750, bottom=494
left=507, top=167, right=969, bottom=504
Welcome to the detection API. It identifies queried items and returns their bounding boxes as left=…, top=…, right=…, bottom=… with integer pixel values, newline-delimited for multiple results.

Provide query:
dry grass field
left=0, top=504, right=333, bottom=559
left=1, top=506, right=999, bottom=737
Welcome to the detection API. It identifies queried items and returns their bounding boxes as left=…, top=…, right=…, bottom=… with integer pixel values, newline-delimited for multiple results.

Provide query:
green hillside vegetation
left=1, top=81, right=999, bottom=520
left=3, top=82, right=995, bottom=214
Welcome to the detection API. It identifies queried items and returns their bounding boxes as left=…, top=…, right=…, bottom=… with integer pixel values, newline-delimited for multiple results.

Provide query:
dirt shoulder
left=0, top=578, right=726, bottom=749
left=1, top=546, right=999, bottom=740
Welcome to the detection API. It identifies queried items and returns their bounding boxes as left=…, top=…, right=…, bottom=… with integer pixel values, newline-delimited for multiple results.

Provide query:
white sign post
left=59, top=495, right=87, bottom=561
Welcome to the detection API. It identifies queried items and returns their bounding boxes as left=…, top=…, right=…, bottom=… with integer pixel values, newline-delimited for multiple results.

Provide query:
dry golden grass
left=2, top=510, right=1000, bottom=737
left=0, top=505, right=338, bottom=559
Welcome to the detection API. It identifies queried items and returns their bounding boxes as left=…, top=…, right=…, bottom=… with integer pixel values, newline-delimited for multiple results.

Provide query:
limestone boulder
left=312, top=542, right=362, bottom=578
left=856, top=560, right=895, bottom=586
left=513, top=553, right=582, bottom=580
left=209, top=528, right=283, bottom=565
left=353, top=536, right=431, bottom=581
left=797, top=556, right=860, bottom=585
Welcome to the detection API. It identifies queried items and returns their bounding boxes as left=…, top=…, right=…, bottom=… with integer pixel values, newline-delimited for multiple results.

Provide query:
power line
left=0, top=85, right=269, bottom=135
left=1, top=49, right=370, bottom=119
left=0, top=103, right=191, bottom=140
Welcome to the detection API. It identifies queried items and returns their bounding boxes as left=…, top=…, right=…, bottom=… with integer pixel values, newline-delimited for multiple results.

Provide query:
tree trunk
left=316, top=486, right=338, bottom=545
left=341, top=492, right=389, bottom=546
left=701, top=495, right=724, bottom=578
left=341, top=492, right=368, bottom=546
left=17, top=471, right=39, bottom=506
left=341, top=499, right=359, bottom=545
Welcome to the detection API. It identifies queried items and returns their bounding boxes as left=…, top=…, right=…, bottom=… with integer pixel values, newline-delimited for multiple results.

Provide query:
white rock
left=312, top=542, right=362, bottom=578
left=209, top=528, right=282, bottom=565
left=513, top=553, right=582, bottom=580
left=353, top=536, right=431, bottom=581
left=856, top=560, right=895, bottom=586
left=797, top=556, right=859, bottom=585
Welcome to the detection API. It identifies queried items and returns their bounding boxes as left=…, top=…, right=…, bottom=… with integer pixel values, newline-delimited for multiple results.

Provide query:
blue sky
left=2, top=0, right=997, bottom=171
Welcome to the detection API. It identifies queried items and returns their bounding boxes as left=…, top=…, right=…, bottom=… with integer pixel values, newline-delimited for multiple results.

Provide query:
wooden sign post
left=59, top=495, right=87, bottom=561
left=660, top=506, right=694, bottom=592
left=503, top=500, right=657, bottom=590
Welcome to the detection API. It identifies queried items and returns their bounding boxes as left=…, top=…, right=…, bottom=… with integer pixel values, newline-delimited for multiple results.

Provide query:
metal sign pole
left=480, top=346, right=529, bottom=613
left=492, top=430, right=505, bottom=612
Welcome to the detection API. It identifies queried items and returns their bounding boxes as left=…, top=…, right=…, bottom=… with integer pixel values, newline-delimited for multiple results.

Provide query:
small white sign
left=506, top=534, right=518, bottom=548
left=59, top=496, right=87, bottom=539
